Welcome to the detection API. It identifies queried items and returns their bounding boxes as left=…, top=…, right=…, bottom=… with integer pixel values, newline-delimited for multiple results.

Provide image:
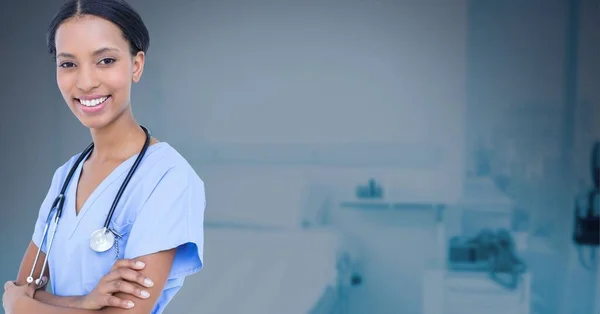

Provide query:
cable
left=578, top=246, right=598, bottom=271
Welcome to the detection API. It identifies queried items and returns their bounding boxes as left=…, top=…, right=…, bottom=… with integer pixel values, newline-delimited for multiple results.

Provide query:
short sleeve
left=124, top=166, right=206, bottom=279
left=32, top=167, right=63, bottom=254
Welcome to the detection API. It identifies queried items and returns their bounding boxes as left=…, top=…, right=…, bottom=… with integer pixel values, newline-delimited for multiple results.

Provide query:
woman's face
left=54, top=14, right=144, bottom=130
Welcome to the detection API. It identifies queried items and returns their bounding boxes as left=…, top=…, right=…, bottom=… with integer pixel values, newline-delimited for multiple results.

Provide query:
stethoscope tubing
left=103, top=126, right=151, bottom=229
left=26, top=126, right=151, bottom=286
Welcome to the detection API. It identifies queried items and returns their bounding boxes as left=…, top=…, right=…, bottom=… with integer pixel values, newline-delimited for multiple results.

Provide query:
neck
left=89, top=108, right=147, bottom=162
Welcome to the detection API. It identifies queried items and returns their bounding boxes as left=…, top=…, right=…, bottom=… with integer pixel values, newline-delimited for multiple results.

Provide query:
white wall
left=136, top=0, right=466, bottom=149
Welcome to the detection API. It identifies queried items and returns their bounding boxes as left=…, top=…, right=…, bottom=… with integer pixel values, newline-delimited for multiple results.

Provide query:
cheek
left=105, top=69, right=132, bottom=97
left=113, top=63, right=133, bottom=86
left=111, top=75, right=131, bottom=91
left=56, top=73, right=74, bottom=100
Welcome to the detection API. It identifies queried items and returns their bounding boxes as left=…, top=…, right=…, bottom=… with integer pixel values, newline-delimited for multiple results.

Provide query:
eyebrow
left=56, top=47, right=120, bottom=59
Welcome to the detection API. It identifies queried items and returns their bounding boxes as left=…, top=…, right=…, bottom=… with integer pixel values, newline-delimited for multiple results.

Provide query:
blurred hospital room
left=1, top=0, right=599, bottom=313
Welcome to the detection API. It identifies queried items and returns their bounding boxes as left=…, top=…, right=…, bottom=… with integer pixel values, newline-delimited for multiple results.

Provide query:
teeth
left=80, top=96, right=108, bottom=107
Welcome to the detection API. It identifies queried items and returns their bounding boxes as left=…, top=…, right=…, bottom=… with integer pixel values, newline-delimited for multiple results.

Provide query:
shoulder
left=134, top=143, right=206, bottom=212
left=144, top=142, right=205, bottom=190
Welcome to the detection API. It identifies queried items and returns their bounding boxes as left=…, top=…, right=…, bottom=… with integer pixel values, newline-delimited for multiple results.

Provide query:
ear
left=132, top=51, right=145, bottom=83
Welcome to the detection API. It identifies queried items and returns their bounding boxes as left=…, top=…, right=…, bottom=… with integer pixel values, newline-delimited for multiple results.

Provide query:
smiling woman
left=50, top=4, right=146, bottom=130
left=1, top=1, right=206, bottom=314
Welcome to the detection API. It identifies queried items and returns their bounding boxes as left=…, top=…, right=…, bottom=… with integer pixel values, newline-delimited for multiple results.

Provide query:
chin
left=77, top=116, right=113, bottom=130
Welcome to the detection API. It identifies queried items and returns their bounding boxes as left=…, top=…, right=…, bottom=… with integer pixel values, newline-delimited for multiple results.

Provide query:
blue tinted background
left=0, top=0, right=598, bottom=313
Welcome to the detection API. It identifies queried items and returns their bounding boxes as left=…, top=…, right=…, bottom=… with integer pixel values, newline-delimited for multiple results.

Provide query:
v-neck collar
left=65, top=143, right=166, bottom=239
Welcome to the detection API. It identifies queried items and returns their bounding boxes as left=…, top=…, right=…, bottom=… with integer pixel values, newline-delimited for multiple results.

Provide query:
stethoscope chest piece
left=89, top=227, right=115, bottom=253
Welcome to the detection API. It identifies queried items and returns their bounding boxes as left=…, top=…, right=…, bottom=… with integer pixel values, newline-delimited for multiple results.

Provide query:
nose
left=76, top=65, right=100, bottom=92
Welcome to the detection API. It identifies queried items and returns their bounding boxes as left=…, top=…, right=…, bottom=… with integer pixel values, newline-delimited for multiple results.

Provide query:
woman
left=2, top=0, right=205, bottom=313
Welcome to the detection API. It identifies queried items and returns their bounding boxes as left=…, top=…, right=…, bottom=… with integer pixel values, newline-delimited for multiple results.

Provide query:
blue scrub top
left=31, top=142, right=205, bottom=314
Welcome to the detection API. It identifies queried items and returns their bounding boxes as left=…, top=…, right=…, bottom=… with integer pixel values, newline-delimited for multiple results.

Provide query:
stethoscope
left=26, top=125, right=151, bottom=286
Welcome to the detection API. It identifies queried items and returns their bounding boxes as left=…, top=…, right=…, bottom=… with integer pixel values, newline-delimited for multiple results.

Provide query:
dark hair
left=46, top=0, right=150, bottom=59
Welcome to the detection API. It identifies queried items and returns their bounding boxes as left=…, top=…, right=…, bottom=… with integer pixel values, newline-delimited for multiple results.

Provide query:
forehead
left=55, top=14, right=127, bottom=54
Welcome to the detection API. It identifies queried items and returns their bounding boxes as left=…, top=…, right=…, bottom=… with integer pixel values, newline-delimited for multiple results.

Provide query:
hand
left=2, top=281, right=36, bottom=314
left=80, top=259, right=155, bottom=310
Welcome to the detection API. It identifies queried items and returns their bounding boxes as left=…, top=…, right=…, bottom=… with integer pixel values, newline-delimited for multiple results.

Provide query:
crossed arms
left=4, top=241, right=176, bottom=314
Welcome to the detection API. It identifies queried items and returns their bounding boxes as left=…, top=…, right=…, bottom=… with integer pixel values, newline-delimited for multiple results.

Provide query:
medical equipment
left=447, top=228, right=526, bottom=290
left=572, top=141, right=599, bottom=272
left=573, top=141, right=600, bottom=247
left=26, top=125, right=151, bottom=286
left=355, top=179, right=384, bottom=199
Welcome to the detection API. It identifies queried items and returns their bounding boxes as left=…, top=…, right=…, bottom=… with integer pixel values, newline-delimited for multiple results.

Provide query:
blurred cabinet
left=423, top=269, right=531, bottom=314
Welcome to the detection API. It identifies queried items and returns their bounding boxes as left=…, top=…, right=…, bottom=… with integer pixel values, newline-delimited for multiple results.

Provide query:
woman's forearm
left=34, top=290, right=84, bottom=308
left=15, top=296, right=95, bottom=314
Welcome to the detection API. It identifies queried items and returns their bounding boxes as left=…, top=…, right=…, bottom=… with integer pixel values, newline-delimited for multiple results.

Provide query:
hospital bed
left=167, top=140, right=465, bottom=313
left=164, top=163, right=353, bottom=314
left=165, top=226, right=346, bottom=314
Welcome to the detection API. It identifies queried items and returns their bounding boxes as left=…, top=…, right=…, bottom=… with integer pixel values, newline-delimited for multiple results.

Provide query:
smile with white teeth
left=79, top=96, right=109, bottom=107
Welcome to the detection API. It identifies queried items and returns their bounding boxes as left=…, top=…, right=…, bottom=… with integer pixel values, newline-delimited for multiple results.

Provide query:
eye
left=98, top=58, right=116, bottom=65
left=59, top=62, right=75, bottom=68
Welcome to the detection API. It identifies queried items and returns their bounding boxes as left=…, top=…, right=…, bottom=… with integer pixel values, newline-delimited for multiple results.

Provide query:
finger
left=102, top=267, right=140, bottom=285
left=110, top=259, right=145, bottom=272
left=102, top=268, right=141, bottom=283
left=104, top=295, right=135, bottom=309
left=107, top=280, right=150, bottom=300
left=4, top=281, right=15, bottom=290
left=111, top=268, right=154, bottom=288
